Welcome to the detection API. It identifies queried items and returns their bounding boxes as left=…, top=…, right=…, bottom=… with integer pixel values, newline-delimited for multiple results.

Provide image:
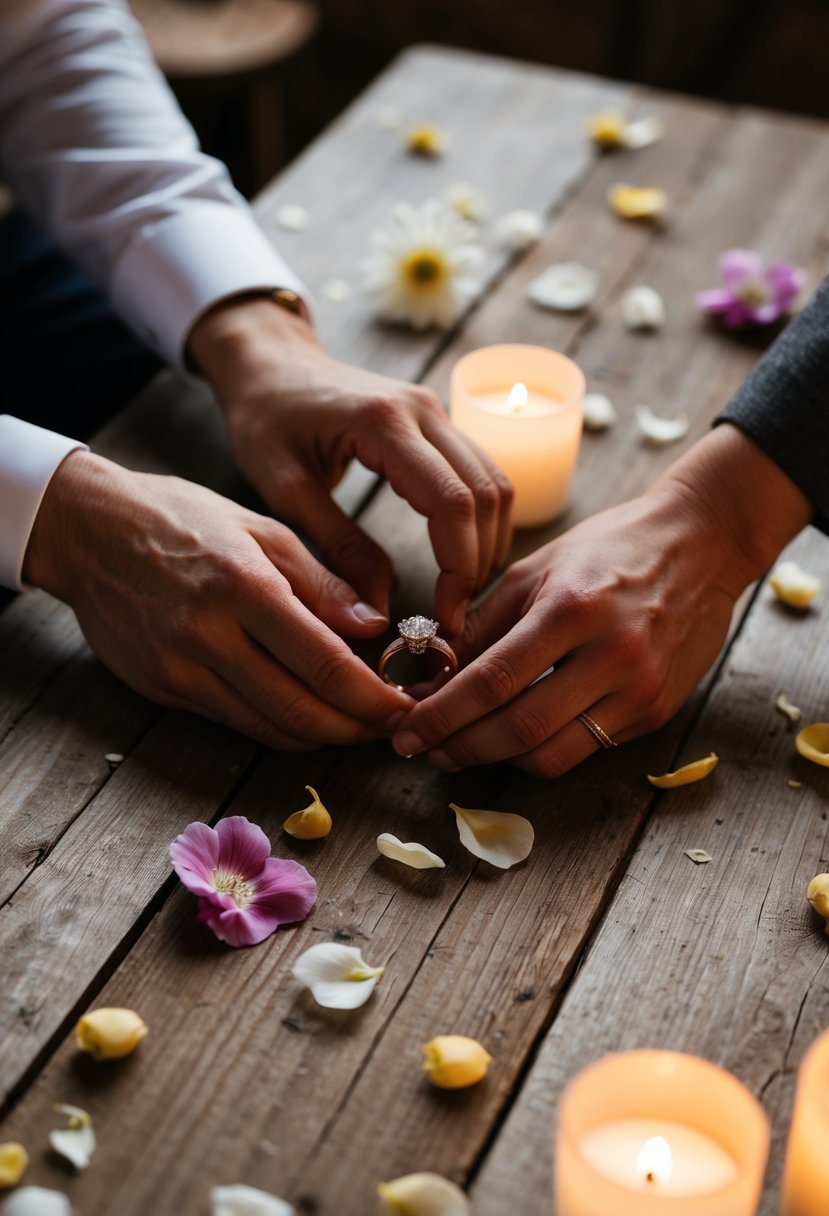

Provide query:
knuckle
left=505, top=703, right=549, bottom=752
left=412, top=386, right=444, bottom=416
left=365, top=393, right=406, bottom=430
left=473, top=654, right=519, bottom=705
left=440, top=479, right=476, bottom=522
left=310, top=649, right=353, bottom=697
left=274, top=693, right=320, bottom=742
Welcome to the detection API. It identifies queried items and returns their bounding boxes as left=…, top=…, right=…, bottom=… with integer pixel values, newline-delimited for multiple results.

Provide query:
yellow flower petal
left=377, top=834, right=445, bottom=869
left=647, top=752, right=719, bottom=788
left=405, top=124, right=448, bottom=157
left=588, top=110, right=627, bottom=149
left=421, top=1035, right=492, bottom=1089
left=377, top=1173, right=470, bottom=1216
left=769, top=560, right=821, bottom=608
left=75, top=1007, right=148, bottom=1061
left=450, top=803, right=534, bottom=869
left=283, top=786, right=332, bottom=840
left=808, top=874, right=829, bottom=934
left=0, top=1143, right=29, bottom=1189
left=775, top=691, right=803, bottom=724
left=796, top=723, right=829, bottom=767
left=609, top=183, right=668, bottom=219
left=49, top=1105, right=95, bottom=1171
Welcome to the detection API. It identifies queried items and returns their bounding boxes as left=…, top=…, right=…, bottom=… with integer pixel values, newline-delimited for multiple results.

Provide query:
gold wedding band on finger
left=378, top=615, right=459, bottom=691
left=577, top=711, right=618, bottom=750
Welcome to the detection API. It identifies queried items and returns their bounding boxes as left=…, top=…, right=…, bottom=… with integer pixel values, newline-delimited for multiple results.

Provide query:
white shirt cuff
left=0, top=415, right=88, bottom=591
left=109, top=203, right=309, bottom=370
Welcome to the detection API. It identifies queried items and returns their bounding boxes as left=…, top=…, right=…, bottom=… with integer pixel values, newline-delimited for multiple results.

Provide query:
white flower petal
left=447, top=183, right=487, bottom=223
left=211, top=1185, right=295, bottom=1216
left=621, top=285, right=665, bottom=329
left=769, top=560, right=821, bottom=608
left=527, top=263, right=597, bottom=311
left=291, top=942, right=385, bottom=1009
left=582, top=393, right=617, bottom=431
left=621, top=116, right=664, bottom=149
left=377, top=1172, right=470, bottom=1216
left=685, top=849, right=713, bottom=864
left=776, top=691, right=803, bottom=723
left=450, top=803, right=534, bottom=869
left=377, top=833, right=445, bottom=869
left=49, top=1105, right=95, bottom=1172
left=636, top=405, right=689, bottom=445
left=494, top=209, right=544, bottom=251
left=0, top=1188, right=71, bottom=1216
left=273, top=205, right=309, bottom=232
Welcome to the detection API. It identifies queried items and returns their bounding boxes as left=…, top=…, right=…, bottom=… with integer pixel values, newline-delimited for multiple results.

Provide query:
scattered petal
left=0, top=1189, right=71, bottom=1216
left=796, top=723, right=829, bottom=767
left=405, top=124, right=448, bottom=157
left=609, top=183, right=668, bottom=219
left=422, top=1035, right=492, bottom=1088
left=362, top=199, right=484, bottom=329
left=588, top=110, right=627, bottom=149
left=376, top=105, right=402, bottom=130
left=377, top=1173, right=470, bottom=1216
left=104, top=753, right=123, bottom=765
left=775, top=692, right=803, bottom=724
left=684, top=849, right=713, bottom=864
left=807, top=874, right=829, bottom=934
left=696, top=248, right=805, bottom=328
left=75, top=1008, right=148, bottom=1060
left=621, top=285, right=665, bottom=329
left=450, top=803, right=534, bottom=869
left=770, top=560, right=821, bottom=609
left=283, top=786, right=332, bottom=840
left=582, top=393, right=617, bottom=431
left=377, top=833, right=445, bottom=869
left=170, top=817, right=317, bottom=948
left=647, top=752, right=719, bottom=788
left=273, top=205, right=309, bottom=232
left=527, top=262, right=598, bottom=311
left=211, top=1184, right=295, bottom=1216
left=291, top=942, right=385, bottom=1009
left=636, top=405, right=689, bottom=445
left=0, top=1144, right=28, bottom=1189
left=494, top=209, right=544, bottom=251
left=447, top=183, right=487, bottom=223
left=49, top=1105, right=95, bottom=1172
left=322, top=278, right=352, bottom=303
left=788, top=780, right=803, bottom=789
left=621, top=116, right=664, bottom=149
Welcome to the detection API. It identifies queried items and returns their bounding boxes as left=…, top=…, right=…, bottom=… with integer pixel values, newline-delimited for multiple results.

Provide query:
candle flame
left=637, top=1136, right=673, bottom=1185
left=508, top=382, right=528, bottom=413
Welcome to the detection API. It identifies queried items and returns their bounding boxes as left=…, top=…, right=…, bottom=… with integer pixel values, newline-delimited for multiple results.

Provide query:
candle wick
left=646, top=1171, right=655, bottom=1184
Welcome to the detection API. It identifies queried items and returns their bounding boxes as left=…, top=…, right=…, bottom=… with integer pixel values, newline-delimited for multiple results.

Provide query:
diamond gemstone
left=398, top=615, right=438, bottom=654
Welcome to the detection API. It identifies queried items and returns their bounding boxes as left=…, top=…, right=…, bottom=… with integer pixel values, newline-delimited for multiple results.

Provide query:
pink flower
left=696, top=249, right=805, bottom=327
left=170, top=816, right=317, bottom=947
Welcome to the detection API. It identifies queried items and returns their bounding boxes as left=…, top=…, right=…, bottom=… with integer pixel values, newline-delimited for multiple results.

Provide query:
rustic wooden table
left=2, top=44, right=829, bottom=1216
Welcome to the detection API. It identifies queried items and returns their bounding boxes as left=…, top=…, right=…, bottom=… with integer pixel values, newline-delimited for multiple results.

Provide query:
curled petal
left=49, top=1105, right=95, bottom=1172
left=647, top=752, right=719, bottom=789
left=684, top=849, right=713, bottom=865
left=450, top=803, right=534, bottom=869
left=422, top=1035, right=492, bottom=1088
left=582, top=393, right=617, bottom=431
left=0, top=1189, right=72, bottom=1216
left=377, top=834, right=445, bottom=869
left=796, top=723, right=829, bottom=767
left=775, top=692, right=803, bottom=724
left=211, top=1184, right=295, bottom=1216
left=377, top=1173, right=470, bottom=1216
left=283, top=786, right=333, bottom=840
left=0, top=1143, right=28, bottom=1189
left=527, top=263, right=598, bottom=311
left=609, top=184, right=667, bottom=219
left=621, top=286, right=665, bottom=330
left=769, top=560, right=821, bottom=609
left=291, top=942, right=385, bottom=1009
left=636, top=405, right=689, bottom=445
left=494, top=209, right=544, bottom=251
left=807, top=874, right=829, bottom=934
left=75, top=1008, right=148, bottom=1061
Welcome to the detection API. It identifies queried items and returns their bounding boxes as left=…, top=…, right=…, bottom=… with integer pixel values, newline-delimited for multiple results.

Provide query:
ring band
left=378, top=615, right=459, bottom=690
left=577, top=711, right=617, bottom=750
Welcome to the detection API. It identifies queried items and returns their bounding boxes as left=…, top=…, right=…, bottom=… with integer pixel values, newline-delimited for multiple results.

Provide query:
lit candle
left=555, top=1050, right=770, bottom=1215
left=780, top=1027, right=829, bottom=1215
left=450, top=344, right=584, bottom=528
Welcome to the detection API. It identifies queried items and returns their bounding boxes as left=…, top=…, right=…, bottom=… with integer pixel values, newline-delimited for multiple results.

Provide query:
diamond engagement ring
left=378, top=615, right=459, bottom=690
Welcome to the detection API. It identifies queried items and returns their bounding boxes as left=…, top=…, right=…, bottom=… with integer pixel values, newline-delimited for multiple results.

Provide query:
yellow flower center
left=401, top=249, right=446, bottom=289
left=213, top=871, right=255, bottom=907
left=737, top=278, right=769, bottom=306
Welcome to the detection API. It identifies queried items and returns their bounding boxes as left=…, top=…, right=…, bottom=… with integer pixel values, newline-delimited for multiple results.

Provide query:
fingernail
left=393, top=730, right=424, bottom=757
left=384, top=710, right=408, bottom=733
left=352, top=600, right=388, bottom=626
left=429, top=749, right=463, bottom=772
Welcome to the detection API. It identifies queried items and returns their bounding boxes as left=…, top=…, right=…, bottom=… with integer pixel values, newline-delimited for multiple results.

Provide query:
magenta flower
left=696, top=249, right=805, bottom=327
left=170, top=816, right=317, bottom=947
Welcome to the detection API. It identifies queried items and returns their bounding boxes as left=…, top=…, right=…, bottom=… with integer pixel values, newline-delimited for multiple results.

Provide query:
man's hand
left=187, top=298, right=514, bottom=636
left=389, top=425, right=813, bottom=777
left=24, top=450, right=414, bottom=748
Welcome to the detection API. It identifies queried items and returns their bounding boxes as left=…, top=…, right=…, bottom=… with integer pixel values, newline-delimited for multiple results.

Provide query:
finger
left=167, top=666, right=322, bottom=751
left=511, top=694, right=634, bottom=779
left=451, top=566, right=535, bottom=666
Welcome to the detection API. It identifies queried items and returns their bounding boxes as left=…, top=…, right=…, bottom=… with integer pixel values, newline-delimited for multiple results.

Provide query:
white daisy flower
left=361, top=200, right=485, bottom=329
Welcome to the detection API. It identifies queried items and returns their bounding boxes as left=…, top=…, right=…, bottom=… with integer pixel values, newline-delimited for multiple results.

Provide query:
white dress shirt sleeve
left=0, top=0, right=308, bottom=592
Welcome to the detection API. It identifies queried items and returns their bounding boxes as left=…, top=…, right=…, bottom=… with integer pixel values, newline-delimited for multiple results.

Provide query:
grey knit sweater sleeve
left=715, top=274, right=829, bottom=534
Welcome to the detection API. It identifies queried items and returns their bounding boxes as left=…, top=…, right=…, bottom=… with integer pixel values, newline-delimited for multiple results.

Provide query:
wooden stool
left=130, top=0, right=319, bottom=192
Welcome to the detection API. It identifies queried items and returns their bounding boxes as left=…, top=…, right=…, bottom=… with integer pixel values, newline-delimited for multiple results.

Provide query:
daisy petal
left=450, top=803, right=534, bottom=869
left=0, top=1189, right=72, bottom=1216
left=377, top=1173, right=470, bottom=1216
left=211, top=1184, right=295, bottom=1216
left=377, top=833, right=446, bottom=869
left=292, top=943, right=385, bottom=1009
left=636, top=405, right=689, bottom=445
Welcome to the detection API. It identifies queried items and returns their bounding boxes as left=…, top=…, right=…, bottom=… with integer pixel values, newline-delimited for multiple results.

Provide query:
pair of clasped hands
left=25, top=298, right=806, bottom=777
